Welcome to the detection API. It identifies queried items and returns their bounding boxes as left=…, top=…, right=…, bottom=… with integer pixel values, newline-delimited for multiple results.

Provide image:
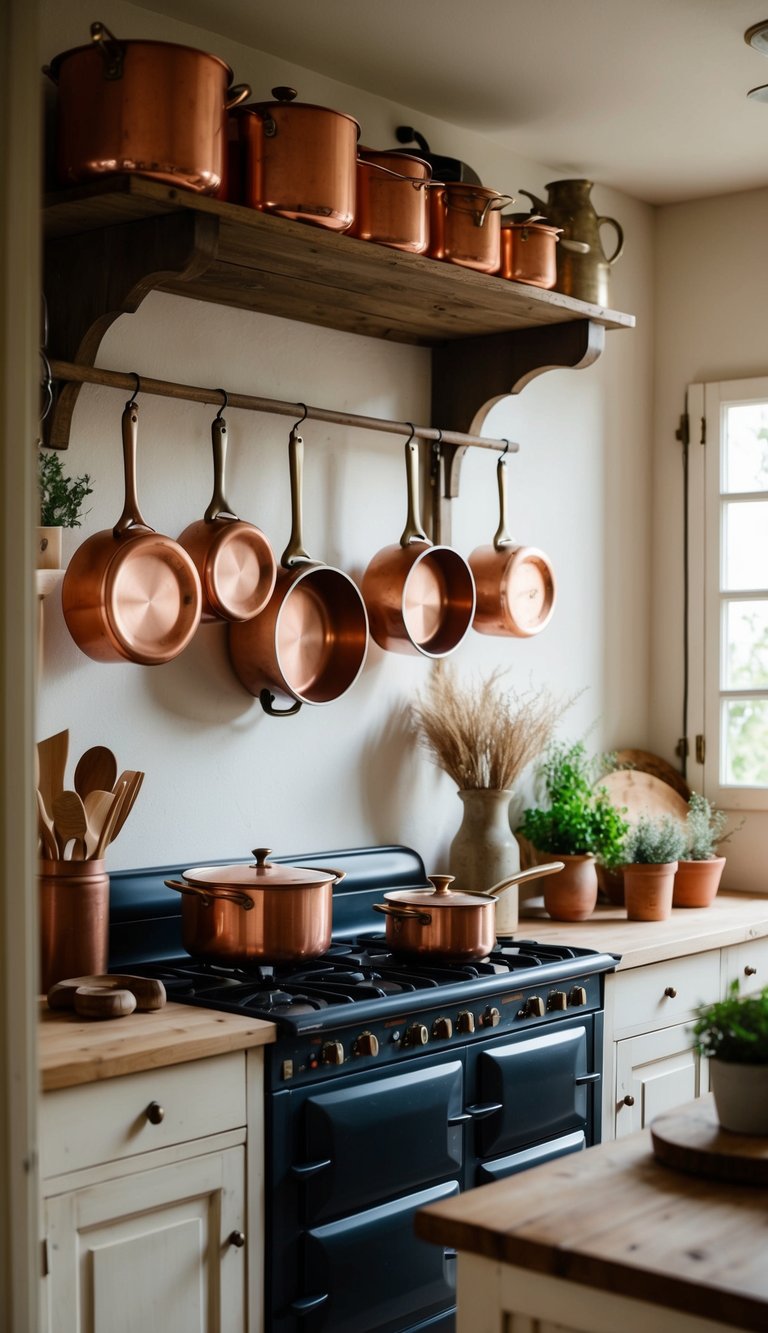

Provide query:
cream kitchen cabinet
left=721, top=933, right=768, bottom=995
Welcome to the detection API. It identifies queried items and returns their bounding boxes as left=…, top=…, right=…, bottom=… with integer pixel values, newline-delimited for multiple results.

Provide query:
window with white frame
left=688, top=377, right=768, bottom=810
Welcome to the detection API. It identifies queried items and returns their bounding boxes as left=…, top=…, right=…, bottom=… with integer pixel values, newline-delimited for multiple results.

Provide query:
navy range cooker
left=108, top=845, right=619, bottom=1333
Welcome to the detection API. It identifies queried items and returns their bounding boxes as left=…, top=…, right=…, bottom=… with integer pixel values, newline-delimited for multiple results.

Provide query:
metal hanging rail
left=48, top=359, right=519, bottom=454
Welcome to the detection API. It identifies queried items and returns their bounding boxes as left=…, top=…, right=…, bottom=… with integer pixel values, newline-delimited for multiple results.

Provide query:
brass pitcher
left=519, top=179, right=623, bottom=307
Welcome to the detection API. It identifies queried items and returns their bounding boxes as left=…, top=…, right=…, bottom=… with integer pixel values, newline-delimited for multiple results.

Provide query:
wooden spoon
left=82, top=789, right=116, bottom=859
left=51, top=789, right=88, bottom=860
left=93, top=778, right=129, bottom=859
left=108, top=770, right=145, bottom=844
left=37, top=730, right=69, bottom=827
left=74, top=746, right=118, bottom=802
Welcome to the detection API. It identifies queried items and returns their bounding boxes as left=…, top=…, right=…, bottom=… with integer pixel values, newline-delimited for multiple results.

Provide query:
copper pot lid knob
left=427, top=875, right=455, bottom=897
left=271, top=87, right=298, bottom=102
left=251, top=848, right=272, bottom=867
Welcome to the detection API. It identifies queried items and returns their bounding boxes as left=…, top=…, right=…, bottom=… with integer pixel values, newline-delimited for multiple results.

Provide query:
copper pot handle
left=164, top=879, right=256, bottom=911
left=226, top=83, right=251, bottom=111
left=362, top=160, right=431, bottom=190
left=493, top=452, right=514, bottom=551
left=90, top=21, right=124, bottom=80
left=204, top=414, right=239, bottom=523
left=113, top=401, right=154, bottom=538
left=399, top=436, right=429, bottom=547
left=259, top=689, right=302, bottom=718
left=281, top=426, right=314, bottom=567
left=373, top=902, right=432, bottom=925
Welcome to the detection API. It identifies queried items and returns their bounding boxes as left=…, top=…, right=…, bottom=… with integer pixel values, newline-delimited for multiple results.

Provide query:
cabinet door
left=44, top=1146, right=245, bottom=1333
left=722, top=936, right=768, bottom=997
left=614, top=1025, right=703, bottom=1137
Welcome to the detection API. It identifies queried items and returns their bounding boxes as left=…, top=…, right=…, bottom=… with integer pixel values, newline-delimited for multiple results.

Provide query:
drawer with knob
left=40, top=1051, right=246, bottom=1179
left=610, top=951, right=721, bottom=1039
left=722, top=935, right=768, bottom=996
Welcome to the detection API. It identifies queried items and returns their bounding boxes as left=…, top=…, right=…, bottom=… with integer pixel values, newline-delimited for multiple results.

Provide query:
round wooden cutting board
left=613, top=748, right=691, bottom=801
left=597, top=768, right=689, bottom=825
left=651, top=1095, right=768, bottom=1185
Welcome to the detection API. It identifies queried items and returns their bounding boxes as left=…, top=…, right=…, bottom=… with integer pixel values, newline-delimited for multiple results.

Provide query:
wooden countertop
left=39, top=1000, right=275, bottom=1091
left=518, top=890, right=768, bottom=968
left=416, top=1099, right=768, bottom=1331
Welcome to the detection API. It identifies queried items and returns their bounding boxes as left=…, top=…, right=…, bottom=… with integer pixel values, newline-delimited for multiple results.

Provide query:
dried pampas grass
left=411, top=665, right=572, bottom=792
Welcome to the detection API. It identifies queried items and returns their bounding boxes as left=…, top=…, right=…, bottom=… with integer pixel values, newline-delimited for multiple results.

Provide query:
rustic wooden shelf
left=42, top=175, right=635, bottom=453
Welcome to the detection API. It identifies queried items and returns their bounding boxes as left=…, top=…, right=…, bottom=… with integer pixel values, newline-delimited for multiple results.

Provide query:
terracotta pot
left=624, top=861, right=678, bottom=921
left=39, top=858, right=109, bottom=992
left=710, top=1058, right=768, bottom=1135
left=596, top=863, right=625, bottom=906
left=673, top=857, right=725, bottom=908
left=542, top=853, right=598, bottom=921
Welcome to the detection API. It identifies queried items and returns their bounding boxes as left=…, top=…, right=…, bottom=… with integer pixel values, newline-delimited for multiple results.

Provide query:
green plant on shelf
left=38, top=448, right=92, bottom=527
left=692, top=980, right=768, bottom=1065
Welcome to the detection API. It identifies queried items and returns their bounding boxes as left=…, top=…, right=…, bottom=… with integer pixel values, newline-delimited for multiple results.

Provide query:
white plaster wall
left=37, top=0, right=653, bottom=872
left=652, top=186, right=768, bottom=893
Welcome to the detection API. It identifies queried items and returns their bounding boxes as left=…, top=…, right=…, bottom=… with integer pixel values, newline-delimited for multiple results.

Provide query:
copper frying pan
left=62, top=400, right=203, bottom=664
left=177, top=404, right=277, bottom=621
left=361, top=433, right=476, bottom=656
left=228, top=423, right=369, bottom=715
left=469, top=452, right=556, bottom=638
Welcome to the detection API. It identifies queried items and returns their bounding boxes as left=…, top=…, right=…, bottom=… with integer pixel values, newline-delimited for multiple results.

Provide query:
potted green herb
left=622, top=814, right=687, bottom=921
left=673, top=792, right=735, bottom=909
left=692, top=981, right=768, bottom=1134
left=37, top=448, right=92, bottom=569
left=518, top=740, right=628, bottom=921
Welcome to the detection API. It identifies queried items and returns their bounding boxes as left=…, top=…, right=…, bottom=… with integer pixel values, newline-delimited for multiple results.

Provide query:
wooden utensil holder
left=39, top=859, right=109, bottom=993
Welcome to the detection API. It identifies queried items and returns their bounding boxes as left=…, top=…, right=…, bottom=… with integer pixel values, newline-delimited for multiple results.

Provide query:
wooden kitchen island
left=416, top=1099, right=768, bottom=1333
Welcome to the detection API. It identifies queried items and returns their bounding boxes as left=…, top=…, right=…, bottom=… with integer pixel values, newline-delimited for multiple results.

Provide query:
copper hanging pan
left=469, top=451, right=556, bottom=638
left=361, top=430, right=475, bottom=656
left=177, top=397, right=277, bottom=622
left=228, top=414, right=369, bottom=715
left=62, top=395, right=203, bottom=664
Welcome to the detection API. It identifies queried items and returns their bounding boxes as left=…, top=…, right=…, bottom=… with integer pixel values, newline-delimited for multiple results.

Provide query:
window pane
left=722, top=500, right=768, bottom=590
left=723, top=402, right=768, bottom=493
left=723, top=698, right=768, bottom=786
left=724, top=600, right=768, bottom=688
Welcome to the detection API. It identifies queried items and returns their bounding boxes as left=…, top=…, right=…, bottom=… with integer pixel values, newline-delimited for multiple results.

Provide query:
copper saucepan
left=470, top=452, right=556, bottom=638
left=228, top=421, right=369, bottom=715
left=165, top=847, right=345, bottom=963
left=362, top=433, right=476, bottom=657
left=62, top=400, right=203, bottom=664
left=373, top=863, right=564, bottom=960
left=350, top=148, right=434, bottom=254
left=177, top=405, right=277, bottom=622
left=428, top=184, right=514, bottom=273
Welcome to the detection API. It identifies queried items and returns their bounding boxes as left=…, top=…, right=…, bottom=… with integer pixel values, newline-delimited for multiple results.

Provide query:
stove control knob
left=569, top=986, right=588, bottom=1007
left=456, top=1010, right=475, bottom=1034
left=321, top=1040, right=345, bottom=1065
left=525, top=995, right=545, bottom=1019
left=352, top=1031, right=379, bottom=1057
left=432, top=1016, right=453, bottom=1040
left=405, top=1023, right=429, bottom=1047
left=548, top=990, right=568, bottom=1011
left=482, top=1006, right=501, bottom=1028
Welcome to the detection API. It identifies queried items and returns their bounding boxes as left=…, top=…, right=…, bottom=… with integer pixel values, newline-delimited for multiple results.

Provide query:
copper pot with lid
left=373, top=863, right=564, bottom=960
left=165, top=848, right=345, bottom=964
left=237, top=86, right=360, bottom=231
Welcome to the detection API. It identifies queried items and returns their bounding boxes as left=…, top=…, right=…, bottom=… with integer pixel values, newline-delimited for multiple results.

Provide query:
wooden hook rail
left=48, top=360, right=519, bottom=456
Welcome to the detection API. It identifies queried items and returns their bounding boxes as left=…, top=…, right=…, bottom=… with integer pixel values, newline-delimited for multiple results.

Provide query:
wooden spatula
left=83, top=789, right=116, bottom=859
left=37, top=730, right=69, bottom=827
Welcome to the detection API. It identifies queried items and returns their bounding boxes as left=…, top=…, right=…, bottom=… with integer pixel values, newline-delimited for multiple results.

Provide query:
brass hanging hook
left=214, top=387, right=228, bottom=423
left=126, top=372, right=141, bottom=409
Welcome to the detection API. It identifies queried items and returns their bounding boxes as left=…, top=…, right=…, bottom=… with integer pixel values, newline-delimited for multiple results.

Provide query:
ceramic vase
left=542, top=853, right=598, bottom=921
left=672, top=856, right=726, bottom=909
left=448, top=789, right=520, bottom=935
left=710, top=1058, right=768, bottom=1135
left=624, top=861, right=678, bottom=921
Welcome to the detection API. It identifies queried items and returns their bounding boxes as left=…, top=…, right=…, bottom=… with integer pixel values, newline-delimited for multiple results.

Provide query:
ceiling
left=142, top=0, right=768, bottom=204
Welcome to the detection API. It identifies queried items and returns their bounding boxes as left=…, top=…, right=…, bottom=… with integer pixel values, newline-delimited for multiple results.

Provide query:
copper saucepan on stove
left=177, top=405, right=277, bottom=622
left=228, top=420, right=369, bottom=714
left=362, top=433, right=476, bottom=657
left=62, top=400, right=203, bottom=664
left=165, top=848, right=345, bottom=963
left=373, top=863, right=564, bottom=959
left=470, top=452, right=556, bottom=639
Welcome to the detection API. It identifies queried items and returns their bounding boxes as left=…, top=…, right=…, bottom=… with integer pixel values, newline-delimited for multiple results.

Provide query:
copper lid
left=385, top=875, right=494, bottom=908
left=183, top=848, right=336, bottom=889
left=245, top=87, right=361, bottom=136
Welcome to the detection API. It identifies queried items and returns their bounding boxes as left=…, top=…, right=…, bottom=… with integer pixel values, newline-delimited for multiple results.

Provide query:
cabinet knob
left=663, top=986, right=677, bottom=999
left=145, top=1101, right=165, bottom=1125
left=228, top=1230, right=246, bottom=1248
left=622, top=1094, right=636, bottom=1107
left=745, top=965, right=757, bottom=977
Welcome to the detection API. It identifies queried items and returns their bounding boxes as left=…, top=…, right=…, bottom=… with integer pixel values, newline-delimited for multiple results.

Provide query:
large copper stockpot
left=350, top=149, right=433, bottom=254
left=46, top=22, right=250, bottom=193
left=428, top=184, right=513, bottom=273
left=362, top=435, right=475, bottom=657
left=165, top=849, right=345, bottom=964
left=470, top=453, right=556, bottom=638
left=237, top=87, right=360, bottom=230
left=500, top=216, right=562, bottom=288
left=228, top=423, right=369, bottom=715
left=373, top=864, right=564, bottom=960
left=177, top=408, right=276, bottom=622
left=62, top=401, right=203, bottom=664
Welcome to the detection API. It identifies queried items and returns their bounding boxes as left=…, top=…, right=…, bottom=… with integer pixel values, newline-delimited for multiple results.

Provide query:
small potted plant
left=37, top=448, right=92, bottom=569
left=692, top=981, right=768, bottom=1134
left=622, top=814, right=687, bottom=921
left=673, top=792, right=735, bottom=909
left=518, top=740, right=629, bottom=921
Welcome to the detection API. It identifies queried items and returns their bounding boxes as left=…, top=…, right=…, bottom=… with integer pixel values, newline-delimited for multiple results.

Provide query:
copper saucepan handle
left=493, top=452, right=514, bottom=551
left=281, top=426, right=313, bottom=567
left=113, top=401, right=154, bottom=538
left=484, top=861, right=566, bottom=898
left=204, top=415, right=239, bottom=523
left=400, top=437, right=429, bottom=548
left=362, top=159, right=432, bottom=190
left=373, top=902, right=432, bottom=925
left=164, top=879, right=256, bottom=911
left=225, top=83, right=251, bottom=112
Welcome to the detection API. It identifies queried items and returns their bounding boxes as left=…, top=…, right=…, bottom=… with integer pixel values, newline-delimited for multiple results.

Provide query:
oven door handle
left=289, top=1293, right=330, bottom=1315
left=290, top=1157, right=332, bottom=1178
left=574, top=1072, right=601, bottom=1085
left=464, top=1101, right=503, bottom=1119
